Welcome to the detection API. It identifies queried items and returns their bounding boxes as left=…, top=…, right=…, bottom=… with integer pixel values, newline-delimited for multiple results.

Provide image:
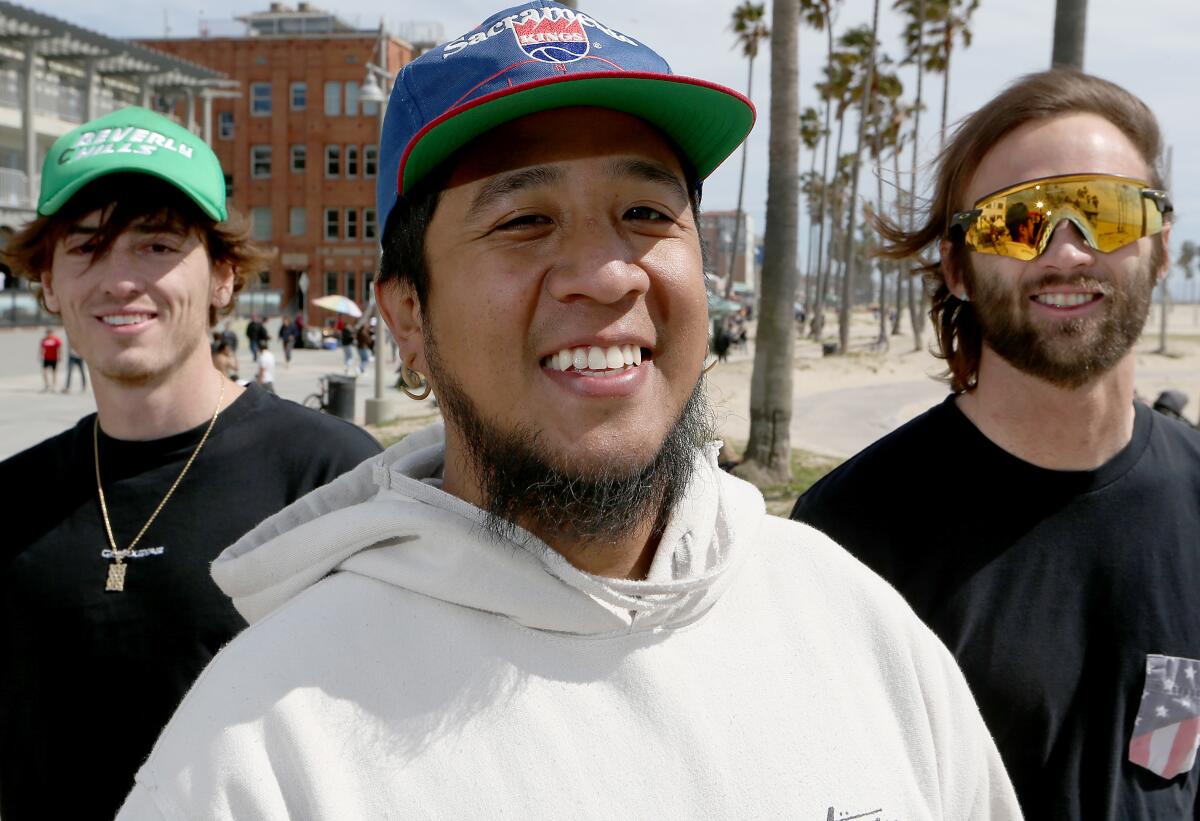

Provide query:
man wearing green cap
left=116, top=6, right=1018, bottom=819
left=0, top=106, right=380, bottom=821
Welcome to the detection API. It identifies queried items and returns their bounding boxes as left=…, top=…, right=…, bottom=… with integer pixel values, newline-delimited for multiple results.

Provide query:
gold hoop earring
left=400, top=360, right=432, bottom=401
left=703, top=356, right=718, bottom=374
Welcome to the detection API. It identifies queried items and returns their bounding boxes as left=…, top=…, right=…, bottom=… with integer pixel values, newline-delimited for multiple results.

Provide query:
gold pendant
left=105, top=562, right=127, bottom=592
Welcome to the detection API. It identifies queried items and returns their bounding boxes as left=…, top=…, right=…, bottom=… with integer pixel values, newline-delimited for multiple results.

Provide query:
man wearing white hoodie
left=119, top=3, right=1021, bottom=819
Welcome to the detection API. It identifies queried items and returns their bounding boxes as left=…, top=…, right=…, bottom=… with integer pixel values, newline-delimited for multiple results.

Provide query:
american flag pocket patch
left=1129, top=653, right=1200, bottom=780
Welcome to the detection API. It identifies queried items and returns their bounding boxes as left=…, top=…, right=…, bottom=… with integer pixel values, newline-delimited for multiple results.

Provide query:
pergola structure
left=0, top=0, right=232, bottom=213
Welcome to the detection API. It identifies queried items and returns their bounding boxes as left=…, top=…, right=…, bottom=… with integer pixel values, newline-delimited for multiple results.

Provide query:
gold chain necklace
left=95, top=377, right=226, bottom=592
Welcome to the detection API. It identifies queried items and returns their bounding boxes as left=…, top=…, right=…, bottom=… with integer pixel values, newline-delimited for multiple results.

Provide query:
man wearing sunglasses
left=793, top=69, right=1200, bottom=819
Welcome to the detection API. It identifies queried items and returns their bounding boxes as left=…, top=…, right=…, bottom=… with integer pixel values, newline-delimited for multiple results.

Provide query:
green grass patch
left=736, top=444, right=843, bottom=517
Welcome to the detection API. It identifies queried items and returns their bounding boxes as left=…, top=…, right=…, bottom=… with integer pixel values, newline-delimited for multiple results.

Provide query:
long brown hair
left=876, top=69, right=1166, bottom=392
left=6, top=173, right=271, bottom=326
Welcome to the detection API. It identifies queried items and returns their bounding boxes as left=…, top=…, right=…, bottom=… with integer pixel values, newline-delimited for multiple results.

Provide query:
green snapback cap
left=38, top=106, right=227, bottom=221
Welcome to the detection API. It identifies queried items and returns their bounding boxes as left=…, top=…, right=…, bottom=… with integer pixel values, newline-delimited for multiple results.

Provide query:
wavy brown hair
left=6, top=173, right=270, bottom=326
left=876, top=69, right=1167, bottom=393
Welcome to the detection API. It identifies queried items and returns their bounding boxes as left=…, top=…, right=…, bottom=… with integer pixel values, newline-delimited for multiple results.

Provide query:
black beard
left=423, top=327, right=715, bottom=549
left=963, top=245, right=1159, bottom=389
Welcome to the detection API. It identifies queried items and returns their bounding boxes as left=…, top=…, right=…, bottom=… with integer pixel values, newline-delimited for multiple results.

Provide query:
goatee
left=424, top=327, right=715, bottom=549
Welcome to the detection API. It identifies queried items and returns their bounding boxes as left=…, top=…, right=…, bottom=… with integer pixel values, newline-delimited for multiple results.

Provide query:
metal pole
left=364, top=36, right=397, bottom=425
left=22, top=43, right=37, bottom=205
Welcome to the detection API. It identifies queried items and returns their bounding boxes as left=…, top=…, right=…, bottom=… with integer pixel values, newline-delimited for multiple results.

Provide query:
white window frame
left=324, top=81, right=340, bottom=116
left=289, top=81, right=307, bottom=111
left=344, top=208, right=358, bottom=241
left=363, top=144, right=377, bottom=178
left=363, top=208, right=377, bottom=241
left=250, top=82, right=272, bottom=116
left=345, top=144, right=359, bottom=177
left=343, top=81, right=359, bottom=116
left=324, top=145, right=340, bottom=178
left=289, top=144, right=306, bottom=173
left=324, top=208, right=339, bottom=241
left=218, top=111, right=234, bottom=140
left=345, top=270, right=357, bottom=301
left=250, top=145, right=272, bottom=179
left=288, top=206, right=306, bottom=236
left=250, top=207, right=272, bottom=241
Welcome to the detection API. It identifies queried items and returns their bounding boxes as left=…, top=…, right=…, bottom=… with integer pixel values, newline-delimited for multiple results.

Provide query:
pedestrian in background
left=246, top=313, right=263, bottom=362
left=278, top=314, right=297, bottom=366
left=355, top=322, right=372, bottom=374
left=62, top=338, right=87, bottom=393
left=38, top=327, right=61, bottom=392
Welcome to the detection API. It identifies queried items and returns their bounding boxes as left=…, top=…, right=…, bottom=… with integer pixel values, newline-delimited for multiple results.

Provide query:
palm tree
left=868, top=71, right=904, bottom=349
left=725, top=2, right=770, bottom=298
left=811, top=55, right=853, bottom=340
left=836, top=11, right=883, bottom=355
left=799, top=106, right=824, bottom=311
left=806, top=0, right=843, bottom=341
left=739, top=0, right=800, bottom=483
left=1051, top=0, right=1088, bottom=69
left=896, top=0, right=978, bottom=148
left=895, top=0, right=932, bottom=350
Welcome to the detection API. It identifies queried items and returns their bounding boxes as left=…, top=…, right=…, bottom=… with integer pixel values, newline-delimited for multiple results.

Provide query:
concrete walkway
left=0, top=320, right=430, bottom=459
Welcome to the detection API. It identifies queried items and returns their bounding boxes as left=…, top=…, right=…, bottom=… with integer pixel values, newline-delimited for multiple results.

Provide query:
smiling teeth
left=1034, top=293, right=1096, bottom=308
left=543, top=344, right=642, bottom=372
left=102, top=314, right=153, bottom=326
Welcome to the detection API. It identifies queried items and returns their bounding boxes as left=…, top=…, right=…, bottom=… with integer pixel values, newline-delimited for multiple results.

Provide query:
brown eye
left=625, top=206, right=669, bottom=221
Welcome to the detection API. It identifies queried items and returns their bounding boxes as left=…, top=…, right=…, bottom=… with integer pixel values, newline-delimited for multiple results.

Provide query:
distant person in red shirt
left=39, top=327, right=61, bottom=392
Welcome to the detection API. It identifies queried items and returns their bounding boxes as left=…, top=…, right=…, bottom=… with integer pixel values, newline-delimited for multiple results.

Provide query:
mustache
left=1020, top=273, right=1115, bottom=297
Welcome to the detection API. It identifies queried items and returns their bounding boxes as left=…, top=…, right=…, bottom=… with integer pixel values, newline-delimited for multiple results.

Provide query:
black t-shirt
left=792, top=396, right=1200, bottom=820
left=0, top=384, right=381, bottom=820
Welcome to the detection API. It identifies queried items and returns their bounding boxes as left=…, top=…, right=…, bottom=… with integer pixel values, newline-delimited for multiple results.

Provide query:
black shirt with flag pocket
left=793, top=397, right=1200, bottom=820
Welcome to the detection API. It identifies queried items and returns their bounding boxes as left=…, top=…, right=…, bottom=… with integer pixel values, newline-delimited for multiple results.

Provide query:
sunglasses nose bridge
left=1036, top=215, right=1097, bottom=263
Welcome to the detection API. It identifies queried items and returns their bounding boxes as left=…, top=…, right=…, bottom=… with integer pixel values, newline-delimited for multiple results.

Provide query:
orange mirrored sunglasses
left=951, top=173, right=1172, bottom=261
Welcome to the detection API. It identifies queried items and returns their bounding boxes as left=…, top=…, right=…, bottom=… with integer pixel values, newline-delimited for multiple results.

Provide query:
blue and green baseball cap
left=38, top=106, right=227, bottom=221
left=377, top=0, right=755, bottom=229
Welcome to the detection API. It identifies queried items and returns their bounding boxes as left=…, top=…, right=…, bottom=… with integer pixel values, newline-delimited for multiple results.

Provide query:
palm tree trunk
left=838, top=0, right=881, bottom=354
left=1051, top=0, right=1088, bottom=69
left=725, top=55, right=755, bottom=298
left=939, top=19, right=952, bottom=149
left=907, top=0, right=927, bottom=350
left=810, top=17, right=836, bottom=340
left=890, top=143, right=904, bottom=335
left=740, top=0, right=800, bottom=482
left=816, top=112, right=847, bottom=339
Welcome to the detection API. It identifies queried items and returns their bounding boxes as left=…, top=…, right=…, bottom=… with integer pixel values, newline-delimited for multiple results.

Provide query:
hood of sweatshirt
left=211, top=423, right=767, bottom=636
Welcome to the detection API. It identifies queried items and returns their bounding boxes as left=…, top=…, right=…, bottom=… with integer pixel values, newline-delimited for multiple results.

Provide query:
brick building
left=142, top=4, right=416, bottom=320
left=698, top=209, right=757, bottom=294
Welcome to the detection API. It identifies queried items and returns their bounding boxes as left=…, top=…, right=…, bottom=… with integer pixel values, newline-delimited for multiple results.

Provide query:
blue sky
left=51, top=0, right=1200, bottom=278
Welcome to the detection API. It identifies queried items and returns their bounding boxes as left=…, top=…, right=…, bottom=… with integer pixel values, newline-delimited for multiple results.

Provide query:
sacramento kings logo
left=512, top=12, right=590, bottom=63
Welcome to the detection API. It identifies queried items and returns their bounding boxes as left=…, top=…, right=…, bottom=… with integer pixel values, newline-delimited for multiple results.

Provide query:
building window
left=324, top=208, right=339, bottom=240
left=250, top=82, right=272, bottom=116
left=289, top=206, right=306, bottom=236
left=344, top=208, right=358, bottom=241
left=363, top=144, right=377, bottom=177
left=325, top=271, right=337, bottom=297
left=251, top=207, right=272, bottom=241
left=251, top=145, right=272, bottom=178
left=363, top=272, right=375, bottom=304
left=345, top=271, right=357, bottom=301
left=290, top=144, right=306, bottom=173
left=290, top=82, right=307, bottom=111
left=223, top=174, right=233, bottom=198
left=345, top=145, right=358, bottom=177
left=343, top=81, right=359, bottom=116
left=218, top=111, right=234, bottom=140
left=325, top=145, right=340, bottom=177
left=363, top=208, right=377, bottom=241
left=324, top=81, right=340, bottom=116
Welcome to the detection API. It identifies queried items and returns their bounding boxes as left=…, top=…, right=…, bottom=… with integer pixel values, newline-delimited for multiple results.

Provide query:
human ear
left=940, top=239, right=968, bottom=300
left=40, top=270, right=61, bottom=314
left=210, top=261, right=236, bottom=309
left=376, top=279, right=428, bottom=374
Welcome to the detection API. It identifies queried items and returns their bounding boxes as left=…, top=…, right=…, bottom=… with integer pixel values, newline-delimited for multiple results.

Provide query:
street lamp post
left=359, top=52, right=397, bottom=425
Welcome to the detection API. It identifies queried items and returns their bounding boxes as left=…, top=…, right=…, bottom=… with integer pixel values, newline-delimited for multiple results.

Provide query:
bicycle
left=302, top=375, right=333, bottom=413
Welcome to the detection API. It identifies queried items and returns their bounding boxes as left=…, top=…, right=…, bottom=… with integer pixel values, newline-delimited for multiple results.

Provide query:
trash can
left=325, top=374, right=356, bottom=420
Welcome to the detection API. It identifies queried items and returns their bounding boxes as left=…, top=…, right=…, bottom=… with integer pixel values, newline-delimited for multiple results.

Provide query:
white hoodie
left=119, top=424, right=1021, bottom=820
